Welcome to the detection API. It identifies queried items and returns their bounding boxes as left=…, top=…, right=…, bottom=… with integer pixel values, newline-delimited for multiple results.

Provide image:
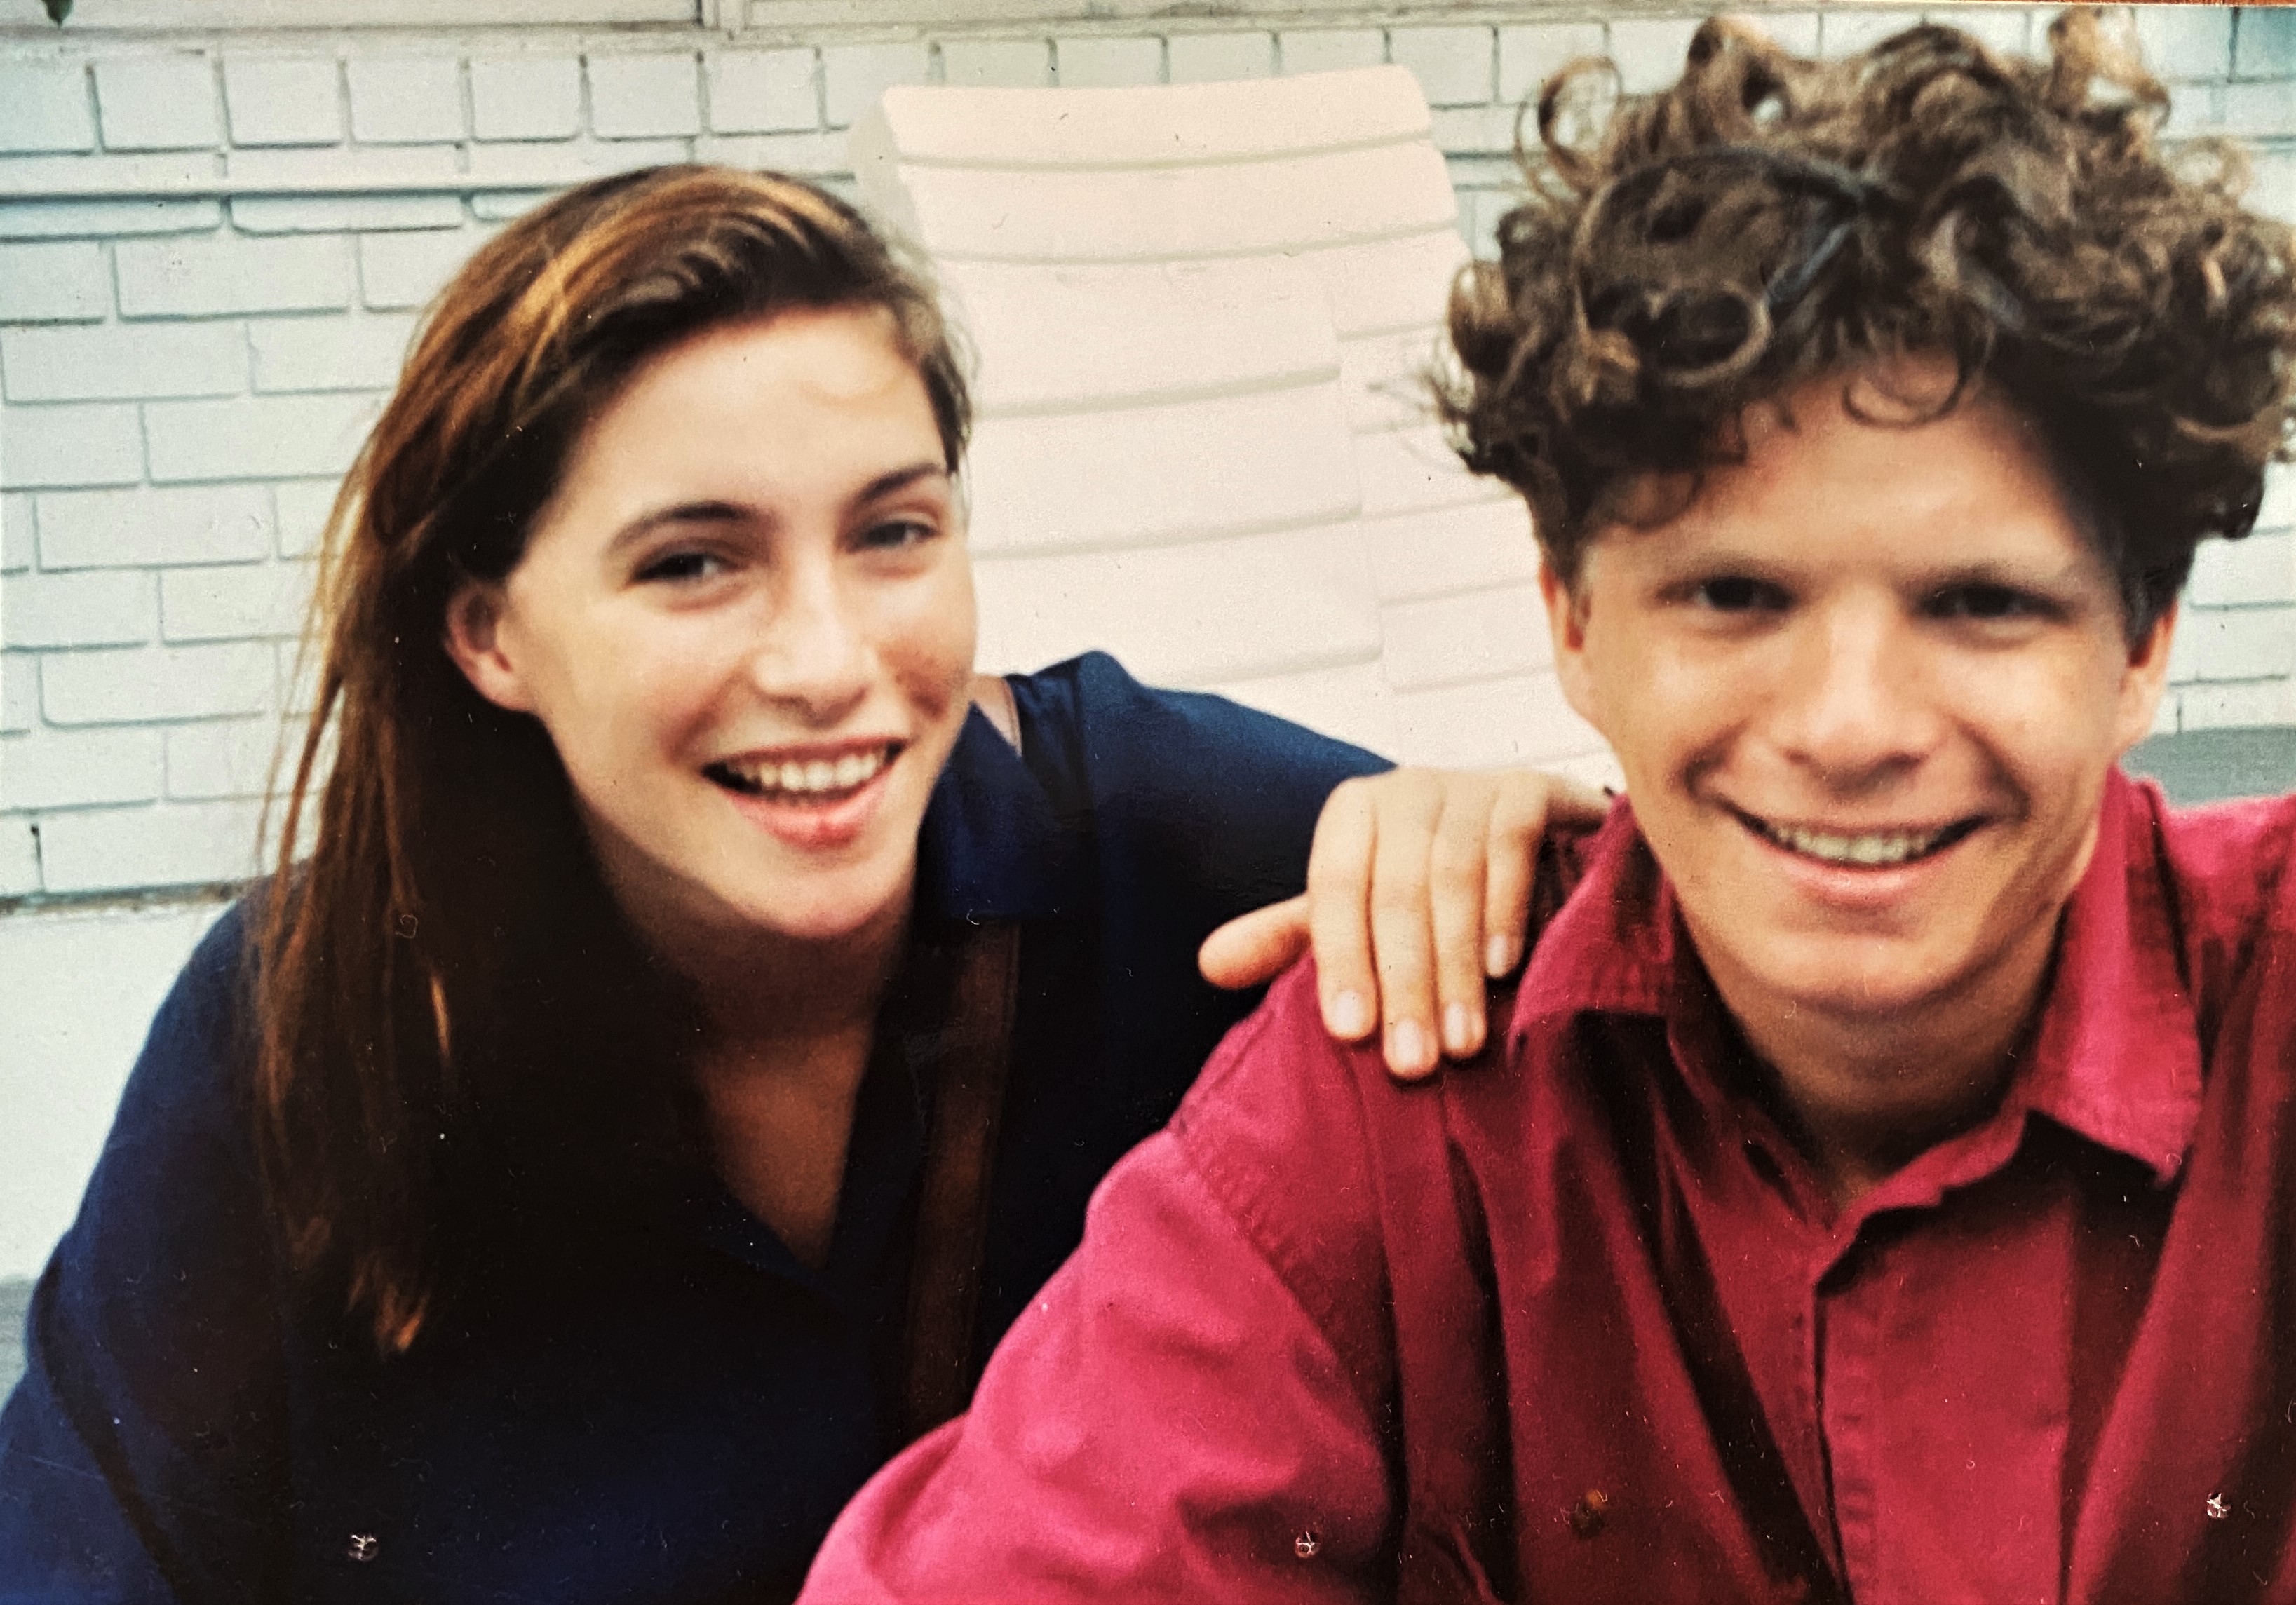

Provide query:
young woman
left=0, top=167, right=1588, bottom=1600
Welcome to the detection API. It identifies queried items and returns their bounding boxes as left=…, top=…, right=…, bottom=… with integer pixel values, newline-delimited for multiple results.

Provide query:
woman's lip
left=712, top=736, right=905, bottom=768
left=719, top=749, right=897, bottom=851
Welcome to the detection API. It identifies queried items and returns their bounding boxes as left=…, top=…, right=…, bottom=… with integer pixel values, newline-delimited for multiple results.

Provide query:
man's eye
left=636, top=550, right=726, bottom=583
left=1689, top=576, right=1788, bottom=613
left=1930, top=583, right=2045, bottom=621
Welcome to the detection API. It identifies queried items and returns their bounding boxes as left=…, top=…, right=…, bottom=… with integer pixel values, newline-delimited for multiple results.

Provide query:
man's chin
left=1719, top=929, right=1976, bottom=1025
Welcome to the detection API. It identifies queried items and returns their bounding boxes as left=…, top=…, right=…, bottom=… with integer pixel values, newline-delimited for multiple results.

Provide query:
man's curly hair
left=1443, top=8, right=2296, bottom=638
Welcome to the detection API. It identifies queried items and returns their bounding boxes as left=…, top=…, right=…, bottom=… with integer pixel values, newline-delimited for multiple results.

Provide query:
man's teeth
left=1762, top=820, right=1950, bottom=867
left=723, top=747, right=890, bottom=797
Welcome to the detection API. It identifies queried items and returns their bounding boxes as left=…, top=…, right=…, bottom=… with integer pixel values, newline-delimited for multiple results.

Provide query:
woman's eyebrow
left=605, top=499, right=751, bottom=558
left=852, top=461, right=949, bottom=508
left=602, top=463, right=948, bottom=557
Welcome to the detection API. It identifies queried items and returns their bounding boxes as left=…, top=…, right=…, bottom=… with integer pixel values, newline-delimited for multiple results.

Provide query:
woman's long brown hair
left=255, top=167, right=970, bottom=1353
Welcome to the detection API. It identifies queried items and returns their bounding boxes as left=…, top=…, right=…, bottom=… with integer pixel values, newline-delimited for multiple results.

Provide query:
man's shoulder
left=2139, top=781, right=2296, bottom=996
left=1164, top=959, right=1522, bottom=1350
left=1166, top=963, right=1391, bottom=1282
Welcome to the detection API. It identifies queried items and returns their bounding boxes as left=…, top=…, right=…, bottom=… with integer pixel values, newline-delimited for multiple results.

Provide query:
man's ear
left=1540, top=555, right=1600, bottom=729
left=2112, top=599, right=2177, bottom=757
left=442, top=576, right=537, bottom=715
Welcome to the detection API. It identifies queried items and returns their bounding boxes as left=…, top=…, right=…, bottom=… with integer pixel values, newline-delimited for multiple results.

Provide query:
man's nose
left=750, top=561, right=870, bottom=724
left=1769, top=598, right=1938, bottom=785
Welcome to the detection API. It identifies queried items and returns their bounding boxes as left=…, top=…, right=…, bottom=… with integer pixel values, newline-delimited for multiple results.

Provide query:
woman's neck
left=1700, top=913, right=2061, bottom=1207
left=607, top=875, right=916, bottom=1268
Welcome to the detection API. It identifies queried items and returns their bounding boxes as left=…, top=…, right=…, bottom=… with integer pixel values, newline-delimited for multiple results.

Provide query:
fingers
left=1365, top=773, right=1449, bottom=1078
left=1483, top=771, right=1610, bottom=977
left=1197, top=896, right=1311, bottom=992
left=1542, top=773, right=1612, bottom=827
left=1304, top=779, right=1378, bottom=1041
left=1480, top=776, right=1546, bottom=979
left=1301, top=766, right=1611, bottom=1078
left=1426, top=778, right=1497, bottom=1066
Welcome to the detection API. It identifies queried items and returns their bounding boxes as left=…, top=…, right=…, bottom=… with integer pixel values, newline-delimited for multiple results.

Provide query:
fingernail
left=1390, top=1020, right=1429, bottom=1073
left=1330, top=990, right=1368, bottom=1037
left=1443, top=1003, right=1477, bottom=1055
left=1485, top=933, right=1520, bottom=977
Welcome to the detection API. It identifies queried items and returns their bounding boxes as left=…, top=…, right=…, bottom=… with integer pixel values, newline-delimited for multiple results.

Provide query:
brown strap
left=897, top=677, right=1024, bottom=1440
left=900, top=917, right=1022, bottom=1441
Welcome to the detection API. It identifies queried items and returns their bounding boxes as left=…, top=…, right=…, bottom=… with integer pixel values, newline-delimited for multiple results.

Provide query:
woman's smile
left=446, top=304, right=978, bottom=954
left=705, top=738, right=907, bottom=851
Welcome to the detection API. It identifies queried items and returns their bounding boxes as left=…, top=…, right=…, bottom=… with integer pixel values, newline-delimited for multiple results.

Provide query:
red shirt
left=803, top=773, right=2296, bottom=1604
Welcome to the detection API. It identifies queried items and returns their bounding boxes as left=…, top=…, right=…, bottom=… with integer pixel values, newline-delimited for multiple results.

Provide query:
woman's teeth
left=710, top=745, right=892, bottom=801
left=1757, top=818, right=1956, bottom=867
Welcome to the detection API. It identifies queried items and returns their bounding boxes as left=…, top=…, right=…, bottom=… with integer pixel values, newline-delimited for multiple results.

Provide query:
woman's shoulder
left=1004, top=650, right=1386, bottom=801
left=107, top=885, right=273, bottom=1144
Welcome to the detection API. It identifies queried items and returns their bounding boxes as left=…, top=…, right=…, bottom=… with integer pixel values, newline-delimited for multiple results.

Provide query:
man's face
left=1547, top=363, right=2173, bottom=1033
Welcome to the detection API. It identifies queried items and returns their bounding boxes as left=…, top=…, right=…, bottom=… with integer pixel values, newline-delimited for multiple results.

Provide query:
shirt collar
left=913, top=705, right=1079, bottom=928
left=1506, top=769, right=2203, bottom=1183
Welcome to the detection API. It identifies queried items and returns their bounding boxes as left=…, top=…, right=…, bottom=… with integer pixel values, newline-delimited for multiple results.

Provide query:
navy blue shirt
left=0, top=653, right=1384, bottom=1602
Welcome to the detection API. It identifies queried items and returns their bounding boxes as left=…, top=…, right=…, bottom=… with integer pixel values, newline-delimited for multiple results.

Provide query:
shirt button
left=346, top=1532, right=381, bottom=1562
left=1294, top=1529, right=1322, bottom=1559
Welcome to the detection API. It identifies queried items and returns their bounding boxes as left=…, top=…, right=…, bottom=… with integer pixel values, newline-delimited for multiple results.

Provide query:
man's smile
left=1726, top=804, right=1989, bottom=869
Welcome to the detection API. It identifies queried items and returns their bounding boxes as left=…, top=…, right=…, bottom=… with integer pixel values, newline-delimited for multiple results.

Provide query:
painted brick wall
left=3, top=5, right=2293, bottom=898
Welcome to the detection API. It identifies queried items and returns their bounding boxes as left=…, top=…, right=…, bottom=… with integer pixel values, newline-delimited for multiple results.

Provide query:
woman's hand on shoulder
left=1198, top=768, right=1609, bottom=1080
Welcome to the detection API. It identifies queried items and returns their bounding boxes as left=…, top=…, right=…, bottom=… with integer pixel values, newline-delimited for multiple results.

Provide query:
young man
left=800, top=13, right=2296, bottom=1602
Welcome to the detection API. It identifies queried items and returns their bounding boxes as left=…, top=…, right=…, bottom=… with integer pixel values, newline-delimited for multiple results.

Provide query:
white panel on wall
left=858, top=63, right=1575, bottom=769
left=972, top=520, right=1382, bottom=689
left=942, top=257, right=1338, bottom=414
left=964, top=381, right=1360, bottom=555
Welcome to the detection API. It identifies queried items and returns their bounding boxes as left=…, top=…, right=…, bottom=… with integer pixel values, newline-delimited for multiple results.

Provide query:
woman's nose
left=1769, top=600, right=1939, bottom=784
left=749, top=562, right=870, bottom=723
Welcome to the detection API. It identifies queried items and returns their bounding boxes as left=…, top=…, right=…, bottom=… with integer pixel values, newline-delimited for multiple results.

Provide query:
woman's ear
left=442, top=576, right=536, bottom=714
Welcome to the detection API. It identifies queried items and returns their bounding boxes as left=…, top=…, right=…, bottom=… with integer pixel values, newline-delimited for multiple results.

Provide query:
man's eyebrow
left=1915, top=555, right=2093, bottom=592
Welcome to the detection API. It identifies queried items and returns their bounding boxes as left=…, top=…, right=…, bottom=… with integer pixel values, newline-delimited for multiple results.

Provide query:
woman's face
left=447, top=306, right=977, bottom=954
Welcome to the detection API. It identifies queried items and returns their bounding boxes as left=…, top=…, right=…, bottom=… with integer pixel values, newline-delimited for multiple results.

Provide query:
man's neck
left=1694, top=910, right=2064, bottom=1207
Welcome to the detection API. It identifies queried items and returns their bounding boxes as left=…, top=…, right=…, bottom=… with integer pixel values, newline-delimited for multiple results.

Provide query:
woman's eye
left=856, top=518, right=938, bottom=553
left=1689, top=575, right=1788, bottom=613
left=635, top=550, right=727, bottom=584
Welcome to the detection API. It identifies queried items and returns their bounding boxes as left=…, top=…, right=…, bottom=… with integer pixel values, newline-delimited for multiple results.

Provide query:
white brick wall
left=589, top=52, right=701, bottom=138
left=1053, top=36, right=1161, bottom=88
left=939, top=39, right=1051, bottom=89
left=345, top=56, right=465, bottom=145
left=707, top=50, right=818, bottom=133
left=222, top=57, right=345, bottom=147
left=470, top=55, right=583, bottom=142
left=2, top=320, right=245, bottom=401
left=93, top=55, right=220, bottom=152
left=0, top=61, right=95, bottom=154
left=116, top=233, right=354, bottom=317
left=1166, top=32, right=1274, bottom=83
left=0, top=5, right=2290, bottom=900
